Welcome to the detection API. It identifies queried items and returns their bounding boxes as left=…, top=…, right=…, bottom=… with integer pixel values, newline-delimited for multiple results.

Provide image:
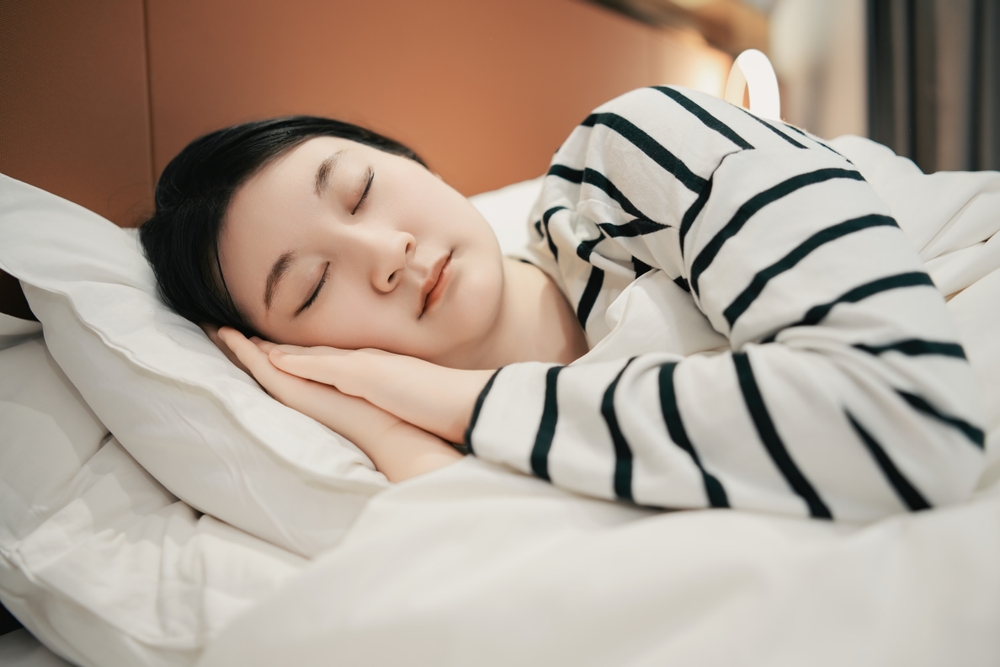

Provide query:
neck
left=453, top=257, right=589, bottom=370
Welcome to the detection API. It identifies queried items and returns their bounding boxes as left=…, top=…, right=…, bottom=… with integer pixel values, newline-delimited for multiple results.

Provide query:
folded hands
left=207, top=325, right=492, bottom=482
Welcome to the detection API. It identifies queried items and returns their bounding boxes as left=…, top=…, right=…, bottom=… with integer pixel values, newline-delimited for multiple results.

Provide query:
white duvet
left=199, top=458, right=1000, bottom=666
left=196, top=136, right=1000, bottom=666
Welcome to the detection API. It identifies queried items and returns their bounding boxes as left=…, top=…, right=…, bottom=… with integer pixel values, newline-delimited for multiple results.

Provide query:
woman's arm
left=455, top=87, right=984, bottom=519
left=214, top=327, right=463, bottom=482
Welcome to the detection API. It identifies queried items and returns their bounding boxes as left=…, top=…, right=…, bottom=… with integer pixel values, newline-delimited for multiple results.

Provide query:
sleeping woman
left=139, top=86, right=986, bottom=521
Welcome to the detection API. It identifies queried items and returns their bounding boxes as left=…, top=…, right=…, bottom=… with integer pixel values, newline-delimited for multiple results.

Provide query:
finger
left=219, top=328, right=277, bottom=380
left=216, top=326, right=244, bottom=351
left=202, top=324, right=225, bottom=349
left=268, top=348, right=317, bottom=375
left=218, top=328, right=256, bottom=362
left=269, top=348, right=352, bottom=390
left=206, top=326, right=249, bottom=374
left=253, top=338, right=278, bottom=353
left=270, top=344, right=350, bottom=358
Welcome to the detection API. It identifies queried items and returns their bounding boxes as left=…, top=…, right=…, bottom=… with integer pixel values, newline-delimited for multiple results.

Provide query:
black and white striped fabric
left=465, top=86, right=986, bottom=521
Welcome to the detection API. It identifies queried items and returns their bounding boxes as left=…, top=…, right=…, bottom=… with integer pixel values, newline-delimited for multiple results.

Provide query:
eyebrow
left=314, top=150, right=346, bottom=197
left=264, top=250, right=295, bottom=311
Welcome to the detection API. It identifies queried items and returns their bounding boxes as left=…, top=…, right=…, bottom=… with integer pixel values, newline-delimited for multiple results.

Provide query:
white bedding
left=199, top=458, right=1000, bottom=666
left=0, top=335, right=306, bottom=667
left=198, top=136, right=1000, bottom=666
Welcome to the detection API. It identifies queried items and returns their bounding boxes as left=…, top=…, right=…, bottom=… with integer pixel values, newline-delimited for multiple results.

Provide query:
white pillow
left=0, top=335, right=305, bottom=667
left=469, top=177, right=541, bottom=256
left=0, top=174, right=388, bottom=557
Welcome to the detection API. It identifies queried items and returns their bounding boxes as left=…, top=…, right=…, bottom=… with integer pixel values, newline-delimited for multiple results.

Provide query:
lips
left=419, top=252, right=452, bottom=317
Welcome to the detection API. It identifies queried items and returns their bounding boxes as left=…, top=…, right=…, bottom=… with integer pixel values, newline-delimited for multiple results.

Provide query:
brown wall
left=2, top=0, right=731, bottom=225
left=146, top=0, right=729, bottom=197
left=0, top=0, right=154, bottom=227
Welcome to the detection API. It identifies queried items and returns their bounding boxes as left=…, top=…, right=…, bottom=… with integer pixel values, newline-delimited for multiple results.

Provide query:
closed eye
left=295, top=262, right=329, bottom=316
left=351, top=168, right=374, bottom=215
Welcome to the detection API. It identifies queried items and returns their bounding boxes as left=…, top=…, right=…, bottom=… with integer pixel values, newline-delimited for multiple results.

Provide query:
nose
left=368, top=228, right=415, bottom=293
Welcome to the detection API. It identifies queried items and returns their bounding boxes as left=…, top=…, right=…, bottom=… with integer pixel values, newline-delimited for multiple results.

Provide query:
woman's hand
left=209, top=326, right=463, bottom=482
left=202, top=324, right=251, bottom=375
left=264, top=343, right=495, bottom=445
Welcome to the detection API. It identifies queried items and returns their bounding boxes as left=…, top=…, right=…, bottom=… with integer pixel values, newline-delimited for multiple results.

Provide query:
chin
left=434, top=267, right=502, bottom=359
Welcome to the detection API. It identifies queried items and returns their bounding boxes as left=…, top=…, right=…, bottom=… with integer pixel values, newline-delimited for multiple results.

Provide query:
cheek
left=288, top=267, right=411, bottom=352
left=317, top=296, right=396, bottom=350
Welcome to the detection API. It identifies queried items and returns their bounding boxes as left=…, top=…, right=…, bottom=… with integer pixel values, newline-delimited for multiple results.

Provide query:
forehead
left=226, top=136, right=361, bottom=220
left=253, top=135, right=362, bottom=186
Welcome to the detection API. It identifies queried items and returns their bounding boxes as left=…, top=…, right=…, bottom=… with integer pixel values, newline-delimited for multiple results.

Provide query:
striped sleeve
left=466, top=86, right=985, bottom=521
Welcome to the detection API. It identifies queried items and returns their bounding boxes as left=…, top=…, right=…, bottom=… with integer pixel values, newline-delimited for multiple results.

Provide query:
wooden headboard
left=0, top=0, right=731, bottom=319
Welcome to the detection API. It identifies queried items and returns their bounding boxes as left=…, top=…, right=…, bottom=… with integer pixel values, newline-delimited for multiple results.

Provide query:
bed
left=2, top=3, right=999, bottom=665
left=2, top=133, right=1000, bottom=666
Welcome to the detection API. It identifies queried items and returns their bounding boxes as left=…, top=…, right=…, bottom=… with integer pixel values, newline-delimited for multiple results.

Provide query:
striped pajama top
left=464, top=86, right=986, bottom=521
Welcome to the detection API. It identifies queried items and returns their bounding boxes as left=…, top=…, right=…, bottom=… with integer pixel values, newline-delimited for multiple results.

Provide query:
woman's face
left=218, top=136, right=505, bottom=363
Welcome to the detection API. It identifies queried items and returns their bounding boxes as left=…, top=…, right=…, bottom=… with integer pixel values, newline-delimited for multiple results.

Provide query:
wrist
left=368, top=420, right=464, bottom=482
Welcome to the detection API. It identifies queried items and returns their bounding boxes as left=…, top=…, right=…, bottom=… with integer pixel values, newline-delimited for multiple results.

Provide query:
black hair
left=139, top=116, right=426, bottom=337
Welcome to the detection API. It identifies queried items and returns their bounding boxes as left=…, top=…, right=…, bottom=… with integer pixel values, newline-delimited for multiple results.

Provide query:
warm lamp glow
left=692, top=59, right=729, bottom=98
left=724, top=49, right=781, bottom=120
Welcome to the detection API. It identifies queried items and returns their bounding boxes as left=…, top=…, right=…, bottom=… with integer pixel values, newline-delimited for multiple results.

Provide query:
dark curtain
left=868, top=0, right=1000, bottom=172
